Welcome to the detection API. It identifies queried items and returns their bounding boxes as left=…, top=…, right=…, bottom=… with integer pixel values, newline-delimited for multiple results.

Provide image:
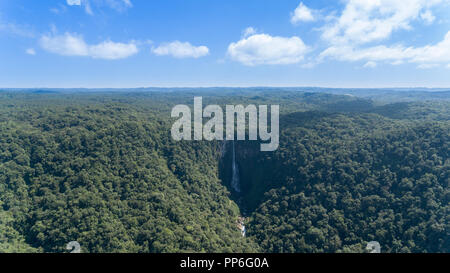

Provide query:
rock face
left=237, top=217, right=246, bottom=237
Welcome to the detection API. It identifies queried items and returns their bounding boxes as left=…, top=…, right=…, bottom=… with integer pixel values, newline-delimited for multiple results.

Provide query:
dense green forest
left=0, top=89, right=448, bottom=253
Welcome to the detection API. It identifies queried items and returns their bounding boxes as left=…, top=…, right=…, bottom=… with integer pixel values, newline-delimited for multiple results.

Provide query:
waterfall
left=220, top=140, right=227, bottom=158
left=229, top=141, right=245, bottom=237
left=231, top=140, right=241, bottom=193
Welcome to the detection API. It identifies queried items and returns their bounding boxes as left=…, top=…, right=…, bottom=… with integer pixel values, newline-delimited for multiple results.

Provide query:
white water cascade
left=231, top=140, right=241, bottom=193
left=230, top=141, right=246, bottom=237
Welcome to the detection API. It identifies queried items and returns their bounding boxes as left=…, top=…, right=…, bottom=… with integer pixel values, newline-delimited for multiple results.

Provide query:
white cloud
left=391, top=60, right=404, bottom=65
left=0, top=21, right=35, bottom=37
left=26, top=48, right=36, bottom=55
left=301, top=61, right=318, bottom=69
left=50, top=4, right=68, bottom=14
left=420, top=10, right=436, bottom=24
left=363, top=61, right=377, bottom=68
left=152, top=41, right=209, bottom=58
left=40, top=33, right=88, bottom=56
left=320, top=31, right=450, bottom=67
left=66, top=0, right=81, bottom=6
left=84, top=1, right=93, bottom=15
left=66, top=0, right=92, bottom=14
left=66, top=0, right=132, bottom=15
left=417, top=63, right=439, bottom=69
left=316, top=0, right=450, bottom=69
left=102, top=0, right=133, bottom=11
left=88, top=40, right=138, bottom=59
left=242, top=27, right=257, bottom=38
left=39, top=33, right=138, bottom=60
left=122, top=0, right=133, bottom=7
left=227, top=33, right=308, bottom=66
left=291, top=2, right=315, bottom=24
left=321, top=0, right=444, bottom=45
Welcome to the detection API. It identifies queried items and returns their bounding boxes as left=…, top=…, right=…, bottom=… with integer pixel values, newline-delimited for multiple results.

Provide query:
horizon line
left=1, top=86, right=450, bottom=90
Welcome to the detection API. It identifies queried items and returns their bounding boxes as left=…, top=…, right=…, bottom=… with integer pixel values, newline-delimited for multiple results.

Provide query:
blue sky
left=1, top=0, right=450, bottom=88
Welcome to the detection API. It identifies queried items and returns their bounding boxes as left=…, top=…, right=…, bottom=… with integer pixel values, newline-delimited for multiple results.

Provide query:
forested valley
left=0, top=89, right=448, bottom=253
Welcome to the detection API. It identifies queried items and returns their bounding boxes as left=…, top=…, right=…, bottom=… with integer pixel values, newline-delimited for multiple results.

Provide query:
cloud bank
left=320, top=31, right=450, bottom=68
left=317, top=0, right=450, bottom=68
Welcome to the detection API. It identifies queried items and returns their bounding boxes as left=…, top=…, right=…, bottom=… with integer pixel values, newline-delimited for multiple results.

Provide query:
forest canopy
left=0, top=89, right=448, bottom=253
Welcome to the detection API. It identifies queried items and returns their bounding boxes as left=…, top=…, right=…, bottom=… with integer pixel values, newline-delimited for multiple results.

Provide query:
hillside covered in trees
left=0, top=89, right=448, bottom=253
